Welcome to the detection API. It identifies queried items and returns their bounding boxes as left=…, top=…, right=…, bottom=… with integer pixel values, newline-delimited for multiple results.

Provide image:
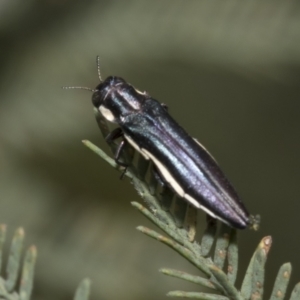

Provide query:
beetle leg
left=105, top=128, right=129, bottom=178
left=105, top=127, right=123, bottom=143
left=114, top=139, right=129, bottom=179
left=114, top=139, right=128, bottom=167
left=106, top=128, right=127, bottom=165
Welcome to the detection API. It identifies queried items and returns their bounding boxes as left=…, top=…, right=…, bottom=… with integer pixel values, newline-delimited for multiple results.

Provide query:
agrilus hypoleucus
left=66, top=57, right=260, bottom=230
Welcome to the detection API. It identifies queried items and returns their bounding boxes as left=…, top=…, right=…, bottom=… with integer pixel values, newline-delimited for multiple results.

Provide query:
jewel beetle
left=67, top=57, right=259, bottom=230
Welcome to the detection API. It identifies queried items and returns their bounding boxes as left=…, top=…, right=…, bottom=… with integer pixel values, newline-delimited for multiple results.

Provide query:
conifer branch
left=81, top=108, right=300, bottom=300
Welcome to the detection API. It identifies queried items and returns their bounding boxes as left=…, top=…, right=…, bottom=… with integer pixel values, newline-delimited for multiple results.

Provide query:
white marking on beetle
left=124, top=135, right=149, bottom=160
left=142, top=149, right=185, bottom=197
left=193, top=138, right=218, bottom=163
left=135, top=88, right=146, bottom=95
left=99, top=106, right=115, bottom=122
left=184, top=194, right=201, bottom=209
left=185, top=194, right=234, bottom=226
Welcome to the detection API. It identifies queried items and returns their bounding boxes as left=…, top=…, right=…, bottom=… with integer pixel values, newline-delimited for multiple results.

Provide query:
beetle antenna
left=96, top=55, right=102, bottom=82
left=63, top=57, right=103, bottom=92
left=62, top=86, right=96, bottom=92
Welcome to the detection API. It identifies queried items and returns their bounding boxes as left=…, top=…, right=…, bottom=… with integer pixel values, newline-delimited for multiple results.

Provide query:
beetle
left=66, top=57, right=259, bottom=230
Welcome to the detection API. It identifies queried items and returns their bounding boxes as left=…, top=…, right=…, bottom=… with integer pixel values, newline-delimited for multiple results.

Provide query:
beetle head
left=92, top=76, right=148, bottom=123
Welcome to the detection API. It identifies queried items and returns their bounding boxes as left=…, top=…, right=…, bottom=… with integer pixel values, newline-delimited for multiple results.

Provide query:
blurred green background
left=1, top=1, right=300, bottom=299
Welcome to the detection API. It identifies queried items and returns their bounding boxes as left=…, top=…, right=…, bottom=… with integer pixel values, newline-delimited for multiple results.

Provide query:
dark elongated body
left=92, top=76, right=253, bottom=229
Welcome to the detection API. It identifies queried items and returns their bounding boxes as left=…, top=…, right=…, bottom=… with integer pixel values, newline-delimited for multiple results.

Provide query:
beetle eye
left=92, top=91, right=102, bottom=108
